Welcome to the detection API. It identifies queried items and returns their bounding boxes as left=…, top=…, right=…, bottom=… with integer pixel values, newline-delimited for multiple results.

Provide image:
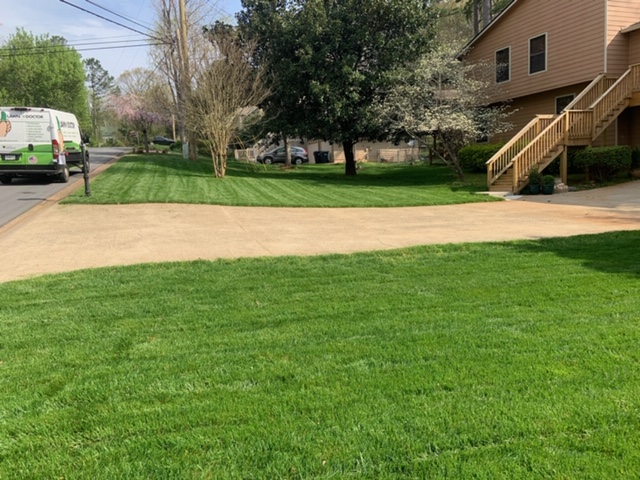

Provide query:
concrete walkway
left=0, top=180, right=639, bottom=283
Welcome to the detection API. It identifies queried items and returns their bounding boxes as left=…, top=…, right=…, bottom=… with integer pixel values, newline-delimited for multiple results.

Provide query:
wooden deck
left=487, top=65, right=640, bottom=193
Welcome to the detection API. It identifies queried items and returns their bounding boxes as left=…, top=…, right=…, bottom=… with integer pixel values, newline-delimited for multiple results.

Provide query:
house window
left=495, top=47, right=510, bottom=83
left=556, top=94, right=575, bottom=114
left=529, top=34, right=547, bottom=74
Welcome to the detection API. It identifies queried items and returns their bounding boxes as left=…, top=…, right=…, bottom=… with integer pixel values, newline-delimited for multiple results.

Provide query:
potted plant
left=542, top=175, right=555, bottom=194
left=528, top=166, right=542, bottom=194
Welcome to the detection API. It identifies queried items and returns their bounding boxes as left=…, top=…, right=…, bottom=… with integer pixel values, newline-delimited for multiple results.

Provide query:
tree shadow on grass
left=226, top=161, right=487, bottom=189
left=118, top=154, right=490, bottom=193
left=506, top=230, right=640, bottom=277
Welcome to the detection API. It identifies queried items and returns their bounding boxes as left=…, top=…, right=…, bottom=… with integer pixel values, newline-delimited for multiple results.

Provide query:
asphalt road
left=0, top=147, right=129, bottom=227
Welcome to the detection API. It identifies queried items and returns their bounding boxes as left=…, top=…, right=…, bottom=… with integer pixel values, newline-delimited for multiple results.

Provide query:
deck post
left=561, top=148, right=568, bottom=185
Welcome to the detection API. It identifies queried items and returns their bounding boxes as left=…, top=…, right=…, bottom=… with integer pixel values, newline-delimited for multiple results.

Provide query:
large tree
left=239, top=0, right=436, bottom=175
left=84, top=58, right=115, bottom=145
left=0, top=29, right=89, bottom=128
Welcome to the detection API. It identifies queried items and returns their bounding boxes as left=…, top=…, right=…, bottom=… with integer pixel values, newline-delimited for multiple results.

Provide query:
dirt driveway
left=0, top=181, right=638, bottom=283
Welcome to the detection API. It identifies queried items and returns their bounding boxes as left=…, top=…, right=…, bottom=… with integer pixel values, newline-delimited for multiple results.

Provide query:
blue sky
left=1, top=0, right=243, bottom=79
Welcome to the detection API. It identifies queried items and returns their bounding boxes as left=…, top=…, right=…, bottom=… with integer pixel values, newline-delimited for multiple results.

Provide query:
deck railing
left=566, top=110, right=593, bottom=139
left=565, top=74, right=618, bottom=111
left=486, top=114, right=555, bottom=186
left=510, top=114, right=567, bottom=190
left=487, top=64, right=640, bottom=192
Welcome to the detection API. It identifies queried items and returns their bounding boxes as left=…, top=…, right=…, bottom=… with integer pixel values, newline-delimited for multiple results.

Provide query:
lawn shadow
left=117, top=153, right=489, bottom=190
left=226, top=161, right=486, bottom=190
left=506, top=230, right=640, bottom=277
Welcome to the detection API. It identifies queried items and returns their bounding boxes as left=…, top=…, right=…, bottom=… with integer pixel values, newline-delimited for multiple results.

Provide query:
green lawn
left=1, top=231, right=639, bottom=478
left=63, top=153, right=500, bottom=207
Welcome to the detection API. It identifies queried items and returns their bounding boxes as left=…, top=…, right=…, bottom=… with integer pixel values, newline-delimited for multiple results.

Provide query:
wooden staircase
left=487, top=65, right=640, bottom=193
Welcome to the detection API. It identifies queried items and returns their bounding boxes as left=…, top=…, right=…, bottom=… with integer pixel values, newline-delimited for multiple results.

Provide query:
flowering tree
left=378, top=44, right=513, bottom=181
left=107, top=68, right=165, bottom=151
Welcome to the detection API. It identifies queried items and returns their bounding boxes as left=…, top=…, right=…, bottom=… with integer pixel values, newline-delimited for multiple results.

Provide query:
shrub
left=528, top=165, right=542, bottom=186
left=573, top=146, right=632, bottom=183
left=458, top=144, right=504, bottom=173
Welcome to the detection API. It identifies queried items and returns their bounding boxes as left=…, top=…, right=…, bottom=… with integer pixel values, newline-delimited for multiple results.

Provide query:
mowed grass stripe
left=1, top=232, right=639, bottom=477
left=64, top=153, right=499, bottom=207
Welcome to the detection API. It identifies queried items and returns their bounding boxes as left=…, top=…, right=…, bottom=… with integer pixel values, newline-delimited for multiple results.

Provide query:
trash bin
left=314, top=151, right=330, bottom=164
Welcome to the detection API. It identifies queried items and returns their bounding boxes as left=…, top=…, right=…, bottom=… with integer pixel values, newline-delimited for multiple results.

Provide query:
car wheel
left=263, top=157, right=273, bottom=164
left=58, top=165, right=70, bottom=183
left=294, top=157, right=303, bottom=165
left=0, top=175, right=12, bottom=185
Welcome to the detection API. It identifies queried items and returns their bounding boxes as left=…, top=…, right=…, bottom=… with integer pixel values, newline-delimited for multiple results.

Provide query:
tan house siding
left=607, top=0, right=640, bottom=73
left=464, top=0, right=606, bottom=103
left=628, top=29, right=640, bottom=64
left=490, top=83, right=590, bottom=142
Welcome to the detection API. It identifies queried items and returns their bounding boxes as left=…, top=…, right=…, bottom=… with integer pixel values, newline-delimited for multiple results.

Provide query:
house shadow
left=504, top=230, right=640, bottom=277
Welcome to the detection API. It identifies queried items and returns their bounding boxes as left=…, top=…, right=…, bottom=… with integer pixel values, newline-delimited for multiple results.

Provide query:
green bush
left=458, top=144, right=504, bottom=173
left=528, top=165, right=542, bottom=186
left=573, top=146, right=632, bottom=183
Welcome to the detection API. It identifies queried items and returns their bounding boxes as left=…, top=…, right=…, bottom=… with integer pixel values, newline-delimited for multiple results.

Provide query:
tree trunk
left=473, top=0, right=480, bottom=35
left=436, top=131, right=465, bottom=182
left=482, top=0, right=492, bottom=28
left=343, top=140, right=357, bottom=176
left=283, top=135, right=291, bottom=167
left=189, top=132, right=198, bottom=161
left=143, top=128, right=150, bottom=154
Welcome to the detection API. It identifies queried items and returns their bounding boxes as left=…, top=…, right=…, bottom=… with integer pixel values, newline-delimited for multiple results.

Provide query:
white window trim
left=495, top=46, right=511, bottom=84
left=528, top=32, right=548, bottom=76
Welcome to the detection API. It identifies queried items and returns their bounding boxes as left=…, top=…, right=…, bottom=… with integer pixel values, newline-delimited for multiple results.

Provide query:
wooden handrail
left=509, top=113, right=567, bottom=190
left=566, top=110, right=593, bottom=139
left=488, top=64, right=640, bottom=192
left=486, top=114, right=555, bottom=186
left=565, top=74, right=618, bottom=111
left=588, top=64, right=640, bottom=138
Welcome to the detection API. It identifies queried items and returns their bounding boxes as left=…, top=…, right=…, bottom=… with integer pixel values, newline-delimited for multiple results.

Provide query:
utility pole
left=177, top=0, right=197, bottom=160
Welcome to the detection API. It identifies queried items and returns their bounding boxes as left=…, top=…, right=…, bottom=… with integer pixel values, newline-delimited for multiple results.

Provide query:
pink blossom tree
left=107, top=68, right=166, bottom=152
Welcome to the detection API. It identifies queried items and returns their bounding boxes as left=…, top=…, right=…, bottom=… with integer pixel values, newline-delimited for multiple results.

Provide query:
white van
left=0, top=107, right=89, bottom=184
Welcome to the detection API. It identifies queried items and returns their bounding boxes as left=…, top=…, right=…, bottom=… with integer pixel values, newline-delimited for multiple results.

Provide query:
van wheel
left=58, top=166, right=70, bottom=183
left=0, top=176, right=11, bottom=185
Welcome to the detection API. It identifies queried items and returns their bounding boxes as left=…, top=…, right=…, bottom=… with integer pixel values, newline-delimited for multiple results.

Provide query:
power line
left=84, top=0, right=155, bottom=32
left=2, top=38, right=152, bottom=52
left=0, top=43, right=163, bottom=58
left=58, top=0, right=163, bottom=41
